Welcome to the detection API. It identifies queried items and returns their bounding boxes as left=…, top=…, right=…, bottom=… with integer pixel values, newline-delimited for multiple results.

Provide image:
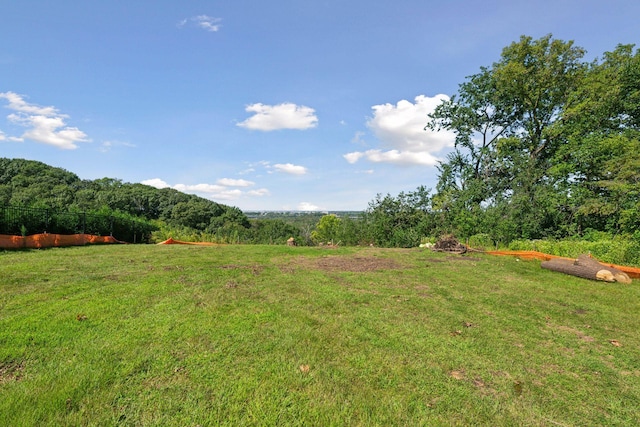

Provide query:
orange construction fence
left=0, top=233, right=122, bottom=249
left=157, top=237, right=217, bottom=246
left=486, top=250, right=640, bottom=279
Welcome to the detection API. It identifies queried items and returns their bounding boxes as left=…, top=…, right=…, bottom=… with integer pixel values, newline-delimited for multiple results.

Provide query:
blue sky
left=2, top=1, right=639, bottom=211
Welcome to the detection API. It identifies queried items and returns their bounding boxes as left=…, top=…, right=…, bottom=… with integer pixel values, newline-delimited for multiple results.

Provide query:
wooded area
left=426, top=35, right=639, bottom=243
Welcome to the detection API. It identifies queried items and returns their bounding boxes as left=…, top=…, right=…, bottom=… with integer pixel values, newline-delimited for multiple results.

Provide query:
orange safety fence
left=485, top=250, right=640, bottom=279
left=157, top=237, right=217, bottom=246
left=0, top=233, right=123, bottom=249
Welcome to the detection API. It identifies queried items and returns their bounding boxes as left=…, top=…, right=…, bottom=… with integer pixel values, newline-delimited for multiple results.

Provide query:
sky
left=1, top=1, right=639, bottom=211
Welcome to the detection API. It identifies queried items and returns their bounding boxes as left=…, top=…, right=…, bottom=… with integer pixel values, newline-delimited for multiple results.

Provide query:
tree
left=311, top=214, right=342, bottom=244
left=428, top=35, right=587, bottom=241
left=558, top=44, right=640, bottom=234
left=363, top=186, right=433, bottom=247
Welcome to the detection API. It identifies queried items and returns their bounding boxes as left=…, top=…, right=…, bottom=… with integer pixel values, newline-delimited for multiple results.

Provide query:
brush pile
left=433, top=235, right=467, bottom=254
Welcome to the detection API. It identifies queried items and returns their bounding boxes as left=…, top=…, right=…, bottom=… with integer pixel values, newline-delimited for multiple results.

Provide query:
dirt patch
left=280, top=255, right=404, bottom=273
left=0, top=360, right=25, bottom=384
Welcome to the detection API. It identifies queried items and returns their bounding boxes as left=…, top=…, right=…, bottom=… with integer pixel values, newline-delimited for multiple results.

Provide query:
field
left=1, top=244, right=639, bottom=426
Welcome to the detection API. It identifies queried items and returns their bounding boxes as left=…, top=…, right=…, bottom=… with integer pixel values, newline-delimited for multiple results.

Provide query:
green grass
left=1, top=244, right=639, bottom=426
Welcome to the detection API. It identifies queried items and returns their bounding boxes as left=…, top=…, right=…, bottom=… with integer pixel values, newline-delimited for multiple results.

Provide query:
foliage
left=0, top=204, right=158, bottom=243
left=362, top=186, right=433, bottom=247
left=508, top=234, right=640, bottom=266
left=245, top=218, right=306, bottom=245
left=0, top=158, right=251, bottom=239
left=310, top=214, right=342, bottom=244
left=427, top=35, right=639, bottom=244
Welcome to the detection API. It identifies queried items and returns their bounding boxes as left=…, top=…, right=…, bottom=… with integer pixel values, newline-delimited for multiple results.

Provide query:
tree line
left=0, top=158, right=268, bottom=241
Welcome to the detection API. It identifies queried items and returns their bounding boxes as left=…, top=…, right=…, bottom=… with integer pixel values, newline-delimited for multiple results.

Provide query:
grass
left=1, top=244, right=639, bottom=426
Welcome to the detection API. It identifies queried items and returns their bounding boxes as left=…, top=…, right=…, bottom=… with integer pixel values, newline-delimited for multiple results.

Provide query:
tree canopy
left=427, top=35, right=640, bottom=242
left=0, top=158, right=250, bottom=237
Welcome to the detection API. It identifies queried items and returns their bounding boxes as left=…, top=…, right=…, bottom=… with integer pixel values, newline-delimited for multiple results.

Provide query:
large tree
left=558, top=44, right=640, bottom=234
left=428, top=35, right=587, bottom=241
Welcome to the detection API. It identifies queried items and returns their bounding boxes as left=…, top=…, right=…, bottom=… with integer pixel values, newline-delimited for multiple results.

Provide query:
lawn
left=1, top=244, right=639, bottom=426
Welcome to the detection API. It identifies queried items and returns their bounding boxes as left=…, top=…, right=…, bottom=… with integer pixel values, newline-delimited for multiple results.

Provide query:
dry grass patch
left=0, top=360, right=25, bottom=385
left=278, top=254, right=406, bottom=273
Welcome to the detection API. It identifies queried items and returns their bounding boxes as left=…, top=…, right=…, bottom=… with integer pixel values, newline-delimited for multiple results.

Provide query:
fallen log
left=541, top=254, right=632, bottom=284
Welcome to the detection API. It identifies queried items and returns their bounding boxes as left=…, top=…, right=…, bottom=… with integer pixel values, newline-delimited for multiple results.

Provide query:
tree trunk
left=541, top=254, right=632, bottom=284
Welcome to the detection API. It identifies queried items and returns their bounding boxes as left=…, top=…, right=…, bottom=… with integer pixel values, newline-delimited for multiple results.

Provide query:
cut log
left=541, top=254, right=632, bottom=284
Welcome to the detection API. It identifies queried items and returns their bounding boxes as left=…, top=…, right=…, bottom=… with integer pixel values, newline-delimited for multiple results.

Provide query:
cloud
left=173, top=183, right=227, bottom=194
left=99, top=140, right=136, bottom=153
left=273, top=163, right=308, bottom=175
left=216, top=178, right=254, bottom=187
left=344, top=94, right=455, bottom=166
left=141, top=177, right=269, bottom=202
left=237, top=103, right=318, bottom=131
left=178, top=15, right=222, bottom=32
left=0, top=92, right=90, bottom=150
left=0, top=129, right=23, bottom=142
left=298, top=202, right=322, bottom=211
left=248, top=188, right=270, bottom=196
left=344, top=149, right=440, bottom=166
left=141, top=178, right=170, bottom=189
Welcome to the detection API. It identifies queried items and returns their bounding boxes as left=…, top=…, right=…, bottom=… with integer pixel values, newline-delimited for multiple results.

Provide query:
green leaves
left=427, top=35, right=640, bottom=243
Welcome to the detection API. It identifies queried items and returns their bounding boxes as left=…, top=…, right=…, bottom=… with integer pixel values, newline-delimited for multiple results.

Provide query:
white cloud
left=141, top=178, right=170, bottom=189
left=344, top=149, right=439, bottom=166
left=343, top=151, right=365, bottom=164
left=344, top=94, right=455, bottom=166
left=248, top=188, right=270, bottom=196
left=0, top=92, right=90, bottom=150
left=298, top=202, right=321, bottom=211
left=0, top=91, right=58, bottom=115
left=351, top=131, right=366, bottom=146
left=273, top=163, right=308, bottom=175
left=194, top=15, right=222, bottom=32
left=237, top=103, right=318, bottom=131
left=178, top=15, right=222, bottom=32
left=173, top=183, right=227, bottom=194
left=216, top=178, right=254, bottom=187
left=141, top=177, right=269, bottom=202
left=0, top=129, right=22, bottom=142
left=99, top=140, right=136, bottom=153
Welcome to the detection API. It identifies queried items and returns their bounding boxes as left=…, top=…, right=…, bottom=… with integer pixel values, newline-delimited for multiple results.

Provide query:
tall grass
left=1, top=245, right=638, bottom=426
left=507, top=236, right=640, bottom=266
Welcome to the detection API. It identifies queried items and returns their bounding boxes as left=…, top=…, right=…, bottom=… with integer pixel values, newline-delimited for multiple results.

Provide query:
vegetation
left=1, top=244, right=638, bottom=426
left=0, top=158, right=292, bottom=244
left=426, top=35, right=640, bottom=243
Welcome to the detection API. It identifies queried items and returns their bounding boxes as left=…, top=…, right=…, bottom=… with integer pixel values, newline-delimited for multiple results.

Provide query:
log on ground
left=541, top=254, right=632, bottom=284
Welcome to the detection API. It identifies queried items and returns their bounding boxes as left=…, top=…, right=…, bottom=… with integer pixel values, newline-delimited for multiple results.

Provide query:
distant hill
left=0, top=158, right=249, bottom=231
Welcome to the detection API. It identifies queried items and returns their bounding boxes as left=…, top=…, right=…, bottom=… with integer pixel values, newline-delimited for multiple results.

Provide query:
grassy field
left=1, top=244, right=639, bottom=426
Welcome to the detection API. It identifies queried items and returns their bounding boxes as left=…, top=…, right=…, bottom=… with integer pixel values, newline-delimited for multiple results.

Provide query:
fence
left=0, top=205, right=153, bottom=243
